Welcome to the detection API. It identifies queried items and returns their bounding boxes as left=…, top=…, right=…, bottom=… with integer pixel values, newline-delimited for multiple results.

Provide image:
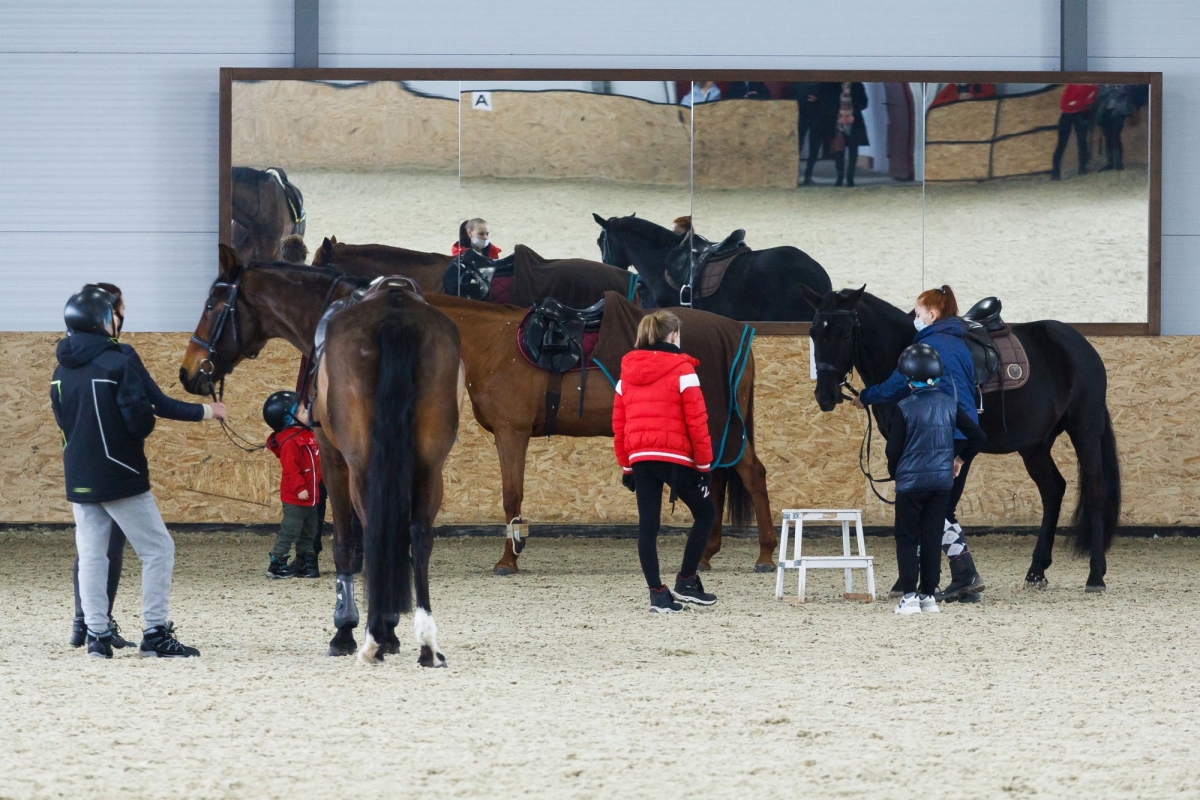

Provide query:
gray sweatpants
left=73, top=491, right=174, bottom=636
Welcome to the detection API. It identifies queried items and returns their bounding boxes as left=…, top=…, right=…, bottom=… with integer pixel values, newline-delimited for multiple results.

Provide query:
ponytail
left=916, top=284, right=959, bottom=320
left=635, top=310, right=682, bottom=348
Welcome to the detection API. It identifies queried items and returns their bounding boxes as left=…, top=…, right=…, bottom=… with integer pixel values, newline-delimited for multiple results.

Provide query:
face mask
left=913, top=318, right=927, bottom=332
left=471, top=237, right=489, bottom=250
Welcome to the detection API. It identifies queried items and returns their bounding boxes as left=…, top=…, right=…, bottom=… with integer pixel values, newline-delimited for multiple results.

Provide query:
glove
left=621, top=473, right=636, bottom=493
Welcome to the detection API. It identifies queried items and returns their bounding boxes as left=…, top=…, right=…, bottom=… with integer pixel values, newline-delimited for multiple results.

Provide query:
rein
left=813, top=308, right=896, bottom=506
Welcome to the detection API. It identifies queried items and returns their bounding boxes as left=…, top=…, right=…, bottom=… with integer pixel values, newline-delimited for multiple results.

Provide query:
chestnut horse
left=180, top=247, right=778, bottom=577
left=182, top=247, right=462, bottom=663
left=311, top=236, right=449, bottom=294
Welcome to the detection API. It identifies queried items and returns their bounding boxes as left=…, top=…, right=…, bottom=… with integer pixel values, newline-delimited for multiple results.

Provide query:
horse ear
left=846, top=284, right=867, bottom=307
left=801, top=284, right=825, bottom=310
left=329, top=235, right=338, bottom=245
left=218, top=244, right=241, bottom=280
left=592, top=213, right=608, bottom=228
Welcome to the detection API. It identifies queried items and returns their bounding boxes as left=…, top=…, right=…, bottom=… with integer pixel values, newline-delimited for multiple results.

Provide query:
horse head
left=593, top=213, right=631, bottom=270
left=805, top=285, right=866, bottom=412
left=312, top=236, right=338, bottom=267
left=179, top=245, right=268, bottom=396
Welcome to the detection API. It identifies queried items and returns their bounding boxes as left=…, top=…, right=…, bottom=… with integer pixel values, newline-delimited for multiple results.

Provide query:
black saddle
left=963, top=296, right=1005, bottom=332
left=665, top=229, right=747, bottom=301
left=442, top=249, right=517, bottom=300
left=521, top=297, right=605, bottom=374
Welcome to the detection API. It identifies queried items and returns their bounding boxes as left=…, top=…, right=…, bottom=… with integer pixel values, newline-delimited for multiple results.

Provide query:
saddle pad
left=490, top=275, right=514, bottom=304
left=515, top=319, right=600, bottom=372
left=981, top=327, right=1030, bottom=393
left=696, top=246, right=749, bottom=298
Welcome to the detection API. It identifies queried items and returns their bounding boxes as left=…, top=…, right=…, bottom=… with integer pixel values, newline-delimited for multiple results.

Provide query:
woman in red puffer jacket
left=613, top=310, right=718, bottom=613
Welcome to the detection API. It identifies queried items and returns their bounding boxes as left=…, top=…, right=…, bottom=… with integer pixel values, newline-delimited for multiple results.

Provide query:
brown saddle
left=961, top=297, right=1030, bottom=395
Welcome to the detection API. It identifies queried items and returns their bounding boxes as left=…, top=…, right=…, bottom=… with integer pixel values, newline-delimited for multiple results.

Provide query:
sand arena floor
left=291, top=167, right=1148, bottom=324
left=1, top=530, right=1197, bottom=798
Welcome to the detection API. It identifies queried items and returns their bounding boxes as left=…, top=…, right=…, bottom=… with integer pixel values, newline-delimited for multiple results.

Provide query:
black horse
left=232, top=166, right=306, bottom=263
left=593, top=213, right=832, bottom=321
left=804, top=286, right=1121, bottom=592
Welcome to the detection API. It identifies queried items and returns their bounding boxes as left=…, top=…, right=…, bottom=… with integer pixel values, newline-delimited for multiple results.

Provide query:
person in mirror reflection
left=1050, top=84, right=1098, bottom=181
left=451, top=218, right=501, bottom=259
left=725, top=81, right=770, bottom=100
left=833, top=82, right=869, bottom=187
left=787, top=82, right=840, bottom=186
left=680, top=81, right=721, bottom=108
left=672, top=216, right=693, bottom=236
left=852, top=285, right=987, bottom=602
left=613, top=311, right=717, bottom=614
left=1095, top=85, right=1140, bottom=172
left=280, top=234, right=307, bottom=264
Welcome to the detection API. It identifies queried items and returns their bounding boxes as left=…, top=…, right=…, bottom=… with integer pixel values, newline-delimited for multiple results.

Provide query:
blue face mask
left=913, top=318, right=927, bottom=332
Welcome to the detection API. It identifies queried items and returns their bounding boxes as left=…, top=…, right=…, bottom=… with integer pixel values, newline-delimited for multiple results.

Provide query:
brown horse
left=181, top=247, right=462, bottom=664
left=311, top=236, right=450, bottom=294
left=232, top=167, right=305, bottom=263
left=180, top=248, right=777, bottom=577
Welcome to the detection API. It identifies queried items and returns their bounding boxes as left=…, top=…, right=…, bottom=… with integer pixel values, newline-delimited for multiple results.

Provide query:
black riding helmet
left=64, top=285, right=118, bottom=336
left=898, top=343, right=943, bottom=387
left=262, top=391, right=300, bottom=433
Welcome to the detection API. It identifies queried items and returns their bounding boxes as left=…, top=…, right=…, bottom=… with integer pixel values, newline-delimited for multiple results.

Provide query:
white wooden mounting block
left=774, top=509, right=876, bottom=603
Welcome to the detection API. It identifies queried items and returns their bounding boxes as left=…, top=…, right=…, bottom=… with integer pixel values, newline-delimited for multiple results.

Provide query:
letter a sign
left=471, top=91, right=493, bottom=112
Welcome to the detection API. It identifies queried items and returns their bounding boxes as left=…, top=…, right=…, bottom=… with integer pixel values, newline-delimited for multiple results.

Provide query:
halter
left=811, top=306, right=896, bottom=506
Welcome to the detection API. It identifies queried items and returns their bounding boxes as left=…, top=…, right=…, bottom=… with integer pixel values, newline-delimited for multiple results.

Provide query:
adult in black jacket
left=52, top=285, right=214, bottom=658
left=726, top=81, right=771, bottom=100
left=884, top=345, right=985, bottom=615
left=833, top=82, right=869, bottom=186
left=787, top=82, right=841, bottom=185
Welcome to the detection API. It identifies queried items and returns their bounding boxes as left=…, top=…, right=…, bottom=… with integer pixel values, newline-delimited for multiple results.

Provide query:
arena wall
left=6, top=332, right=1197, bottom=530
left=233, top=81, right=798, bottom=189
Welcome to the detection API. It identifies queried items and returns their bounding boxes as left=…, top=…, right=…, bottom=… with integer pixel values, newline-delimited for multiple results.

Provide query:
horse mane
left=855, top=290, right=915, bottom=327
left=612, top=215, right=682, bottom=248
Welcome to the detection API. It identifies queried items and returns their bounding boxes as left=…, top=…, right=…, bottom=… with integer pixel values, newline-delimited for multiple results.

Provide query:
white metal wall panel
left=321, top=0, right=1059, bottom=69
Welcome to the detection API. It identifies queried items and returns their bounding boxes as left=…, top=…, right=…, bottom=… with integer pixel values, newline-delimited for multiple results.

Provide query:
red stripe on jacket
left=612, top=348, right=714, bottom=473
left=266, top=427, right=322, bottom=506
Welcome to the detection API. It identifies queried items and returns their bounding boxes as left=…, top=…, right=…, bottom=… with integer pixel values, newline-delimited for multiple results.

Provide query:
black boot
left=265, top=554, right=294, bottom=579
left=70, top=617, right=87, bottom=647
left=936, top=553, right=985, bottom=601
left=296, top=551, right=320, bottom=579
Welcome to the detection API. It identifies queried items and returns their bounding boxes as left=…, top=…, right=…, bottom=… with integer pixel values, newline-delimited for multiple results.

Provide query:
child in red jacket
left=1052, top=83, right=1099, bottom=180
left=262, top=391, right=323, bottom=579
left=613, top=311, right=717, bottom=613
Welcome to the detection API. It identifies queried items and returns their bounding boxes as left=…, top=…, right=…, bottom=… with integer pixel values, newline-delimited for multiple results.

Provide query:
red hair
left=917, top=285, right=958, bottom=320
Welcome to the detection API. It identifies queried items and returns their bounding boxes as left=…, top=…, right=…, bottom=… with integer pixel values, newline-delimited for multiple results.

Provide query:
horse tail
left=364, top=318, right=418, bottom=618
left=1071, top=407, right=1121, bottom=555
left=726, top=375, right=756, bottom=528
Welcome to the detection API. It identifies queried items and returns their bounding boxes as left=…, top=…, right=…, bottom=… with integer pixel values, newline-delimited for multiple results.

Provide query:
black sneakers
left=295, top=551, right=320, bottom=579
left=672, top=574, right=717, bottom=606
left=265, top=554, right=294, bottom=579
left=73, top=617, right=133, bottom=648
left=649, top=586, right=684, bottom=613
left=86, top=630, right=114, bottom=659
left=139, top=623, right=200, bottom=658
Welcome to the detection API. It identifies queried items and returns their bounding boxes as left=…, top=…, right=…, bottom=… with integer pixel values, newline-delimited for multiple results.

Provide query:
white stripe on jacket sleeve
left=615, top=380, right=623, bottom=395
left=679, top=373, right=700, bottom=392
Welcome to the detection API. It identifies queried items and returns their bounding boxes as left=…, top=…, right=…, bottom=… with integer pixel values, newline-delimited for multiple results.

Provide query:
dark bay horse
left=179, top=248, right=777, bottom=577
left=594, top=213, right=832, bottom=322
left=804, top=286, right=1121, bottom=591
left=311, top=236, right=450, bottom=294
left=181, top=247, right=462, bottom=664
left=232, top=167, right=305, bottom=263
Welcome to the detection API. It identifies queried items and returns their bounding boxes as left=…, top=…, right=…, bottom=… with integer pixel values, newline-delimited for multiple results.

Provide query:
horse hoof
left=419, top=653, right=448, bottom=669
left=754, top=562, right=775, bottom=574
left=1025, top=578, right=1048, bottom=590
left=493, top=564, right=517, bottom=576
left=1085, top=583, right=1107, bottom=593
left=384, top=640, right=401, bottom=655
left=697, top=561, right=712, bottom=572
left=327, top=639, right=357, bottom=657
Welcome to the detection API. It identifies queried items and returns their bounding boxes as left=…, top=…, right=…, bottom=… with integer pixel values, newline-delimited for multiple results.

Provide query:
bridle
left=811, top=306, right=896, bottom=505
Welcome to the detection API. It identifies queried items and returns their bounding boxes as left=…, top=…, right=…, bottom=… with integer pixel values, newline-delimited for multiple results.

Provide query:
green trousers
left=271, top=502, right=320, bottom=559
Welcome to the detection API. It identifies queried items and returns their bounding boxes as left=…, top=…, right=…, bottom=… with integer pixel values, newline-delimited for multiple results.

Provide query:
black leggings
left=894, top=489, right=950, bottom=596
left=632, top=461, right=716, bottom=590
left=73, top=522, right=124, bottom=620
left=946, top=440, right=976, bottom=525
left=1052, top=111, right=1091, bottom=174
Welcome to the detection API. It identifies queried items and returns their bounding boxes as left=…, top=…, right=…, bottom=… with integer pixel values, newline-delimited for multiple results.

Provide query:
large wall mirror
left=224, top=70, right=1160, bottom=333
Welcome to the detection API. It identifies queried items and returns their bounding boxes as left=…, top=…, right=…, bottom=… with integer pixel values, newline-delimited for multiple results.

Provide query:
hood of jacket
left=56, top=332, right=119, bottom=369
left=915, top=316, right=964, bottom=342
left=621, top=346, right=700, bottom=387
left=266, top=426, right=309, bottom=456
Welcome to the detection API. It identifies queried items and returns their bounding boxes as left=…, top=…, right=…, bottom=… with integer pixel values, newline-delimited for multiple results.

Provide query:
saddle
left=265, top=168, right=305, bottom=229
left=664, top=229, right=750, bottom=302
left=442, top=248, right=516, bottom=301
left=518, top=296, right=606, bottom=436
left=960, top=297, right=1031, bottom=396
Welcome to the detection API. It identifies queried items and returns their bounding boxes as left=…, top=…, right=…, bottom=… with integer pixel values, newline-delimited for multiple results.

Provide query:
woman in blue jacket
left=852, top=285, right=985, bottom=602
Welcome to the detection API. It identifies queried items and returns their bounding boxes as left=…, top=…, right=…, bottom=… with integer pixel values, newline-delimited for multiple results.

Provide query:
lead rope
left=839, top=379, right=896, bottom=506
left=208, top=376, right=265, bottom=453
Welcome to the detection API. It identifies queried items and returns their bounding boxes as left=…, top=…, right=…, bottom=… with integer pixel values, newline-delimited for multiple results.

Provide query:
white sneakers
left=893, top=593, right=939, bottom=614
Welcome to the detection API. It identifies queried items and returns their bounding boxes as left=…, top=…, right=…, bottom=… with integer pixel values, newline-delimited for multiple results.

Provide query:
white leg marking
left=414, top=607, right=442, bottom=663
left=357, top=630, right=380, bottom=666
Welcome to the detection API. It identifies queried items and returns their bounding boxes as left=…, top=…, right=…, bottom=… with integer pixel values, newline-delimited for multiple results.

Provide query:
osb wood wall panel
left=5, top=333, right=1197, bottom=529
left=234, top=81, right=798, bottom=189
